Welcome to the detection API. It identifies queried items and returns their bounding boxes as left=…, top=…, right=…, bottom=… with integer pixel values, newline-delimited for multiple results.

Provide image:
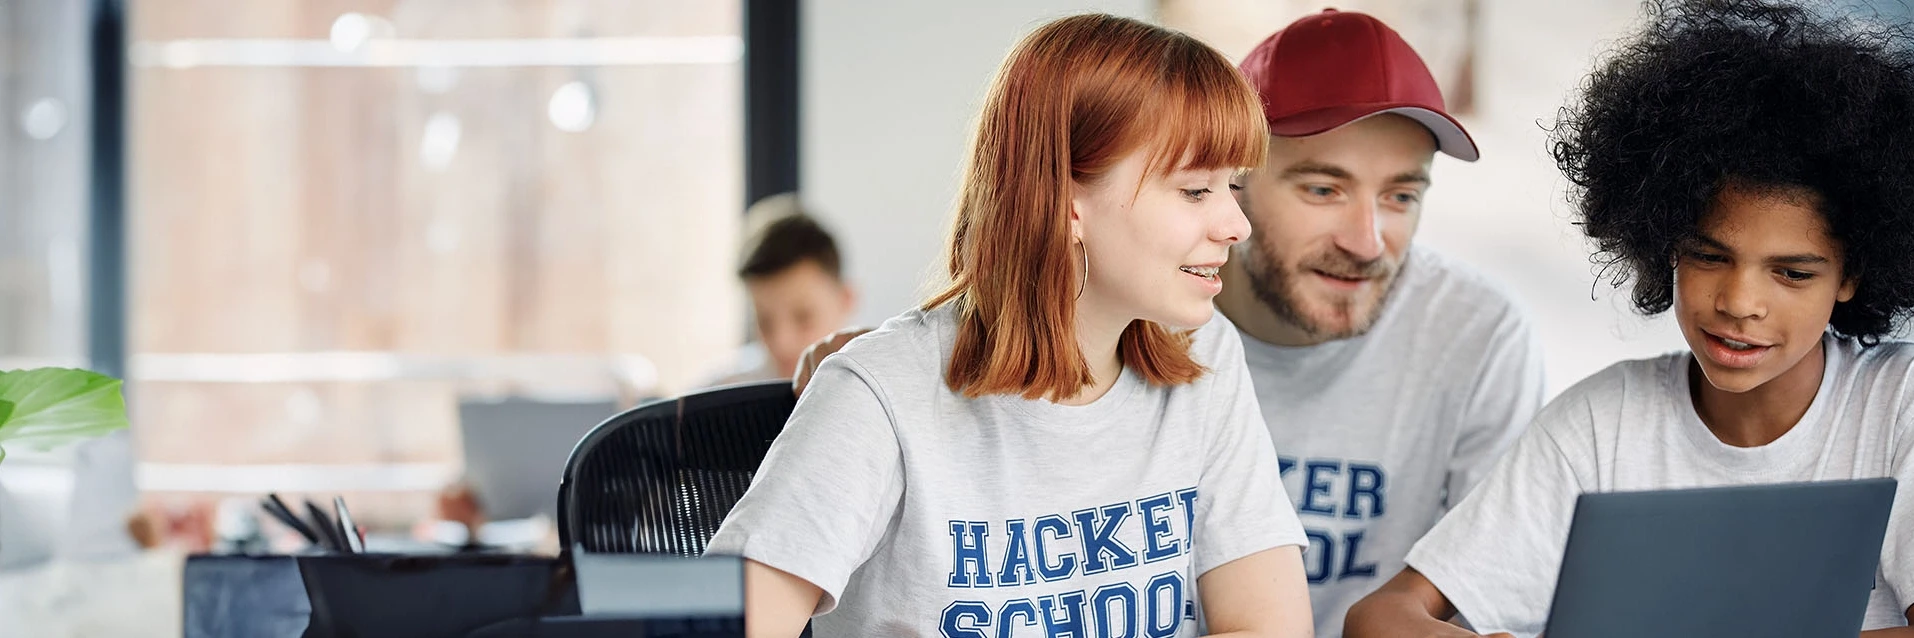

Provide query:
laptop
left=459, top=398, right=619, bottom=522
left=1543, top=478, right=1896, bottom=638
left=570, top=548, right=745, bottom=619
left=296, top=553, right=569, bottom=637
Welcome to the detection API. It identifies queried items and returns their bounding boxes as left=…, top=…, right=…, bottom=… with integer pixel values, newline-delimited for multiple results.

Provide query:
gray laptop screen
left=572, top=550, right=745, bottom=618
left=1545, top=478, right=1895, bottom=638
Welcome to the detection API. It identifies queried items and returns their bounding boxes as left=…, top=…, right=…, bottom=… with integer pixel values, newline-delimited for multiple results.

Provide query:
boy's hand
left=791, top=328, right=872, bottom=396
left=436, top=483, right=485, bottom=535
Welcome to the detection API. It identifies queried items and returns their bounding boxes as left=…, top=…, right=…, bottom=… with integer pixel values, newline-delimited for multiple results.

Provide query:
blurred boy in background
left=701, top=193, right=857, bottom=387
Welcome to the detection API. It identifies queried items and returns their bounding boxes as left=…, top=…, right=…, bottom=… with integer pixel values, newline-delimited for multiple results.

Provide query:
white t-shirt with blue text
left=1406, top=335, right=1914, bottom=637
left=706, top=304, right=1308, bottom=637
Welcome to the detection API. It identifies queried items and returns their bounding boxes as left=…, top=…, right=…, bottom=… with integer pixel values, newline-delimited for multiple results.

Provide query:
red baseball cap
left=1238, top=8, right=1479, bottom=162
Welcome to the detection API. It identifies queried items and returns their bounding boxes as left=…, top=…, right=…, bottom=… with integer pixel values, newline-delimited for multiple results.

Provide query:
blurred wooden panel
left=1159, top=0, right=1478, bottom=113
left=132, top=1, right=327, bottom=41
left=132, top=6, right=745, bottom=358
left=132, top=381, right=459, bottom=465
left=392, top=0, right=740, bottom=38
left=125, top=0, right=745, bottom=517
left=596, top=63, right=744, bottom=389
left=134, top=0, right=738, bottom=41
left=130, top=66, right=310, bottom=353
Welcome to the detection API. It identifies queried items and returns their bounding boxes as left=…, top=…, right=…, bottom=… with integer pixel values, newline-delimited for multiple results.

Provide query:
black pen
left=304, top=499, right=345, bottom=552
left=333, top=496, right=365, bottom=554
left=261, top=493, right=321, bottom=547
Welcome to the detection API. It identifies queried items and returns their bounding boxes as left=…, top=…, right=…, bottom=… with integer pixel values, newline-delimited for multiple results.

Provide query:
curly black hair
left=1550, top=0, right=1914, bottom=342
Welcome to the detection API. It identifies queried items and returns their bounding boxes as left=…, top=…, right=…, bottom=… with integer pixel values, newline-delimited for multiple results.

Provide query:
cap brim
left=1268, top=104, right=1480, bottom=162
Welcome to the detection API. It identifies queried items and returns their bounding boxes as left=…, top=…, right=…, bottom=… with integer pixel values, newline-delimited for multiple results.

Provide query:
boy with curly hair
left=1345, top=0, right=1914, bottom=636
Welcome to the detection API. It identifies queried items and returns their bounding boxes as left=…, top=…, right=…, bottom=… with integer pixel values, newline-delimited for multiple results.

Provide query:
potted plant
left=0, top=368, right=130, bottom=565
left=0, top=367, right=130, bottom=464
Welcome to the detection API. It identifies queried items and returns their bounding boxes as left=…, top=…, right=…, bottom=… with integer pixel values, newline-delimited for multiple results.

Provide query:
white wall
left=800, top=0, right=1151, bottom=328
left=803, top=0, right=1689, bottom=398
left=1415, top=0, right=1688, bottom=396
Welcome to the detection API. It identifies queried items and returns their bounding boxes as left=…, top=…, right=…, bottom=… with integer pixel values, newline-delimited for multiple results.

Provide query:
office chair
left=557, top=380, right=797, bottom=557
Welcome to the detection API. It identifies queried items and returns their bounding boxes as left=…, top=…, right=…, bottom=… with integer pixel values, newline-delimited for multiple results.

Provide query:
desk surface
left=0, top=551, right=184, bottom=638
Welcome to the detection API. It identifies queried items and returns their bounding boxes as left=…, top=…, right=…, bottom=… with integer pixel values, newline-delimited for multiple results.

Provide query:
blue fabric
left=183, top=555, right=308, bottom=638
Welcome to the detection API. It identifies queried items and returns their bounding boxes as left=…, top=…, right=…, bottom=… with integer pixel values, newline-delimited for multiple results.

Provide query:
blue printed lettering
left=1345, top=463, right=1385, bottom=519
left=998, top=599, right=1039, bottom=638
left=1091, top=583, right=1139, bottom=638
left=1039, top=591, right=1089, bottom=638
left=1304, top=529, right=1335, bottom=584
left=1034, top=515, right=1077, bottom=582
left=948, top=521, right=993, bottom=588
left=1174, top=488, right=1199, bottom=556
left=1300, top=460, right=1341, bottom=516
left=1073, top=504, right=1138, bottom=574
left=1137, top=493, right=1180, bottom=563
left=941, top=601, right=991, bottom=638
left=1144, top=572, right=1185, bottom=637
left=998, top=519, right=1038, bottom=586
left=1340, top=530, right=1379, bottom=579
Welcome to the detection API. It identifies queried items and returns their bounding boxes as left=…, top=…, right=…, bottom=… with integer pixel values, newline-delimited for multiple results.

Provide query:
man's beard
left=1241, top=240, right=1404, bottom=341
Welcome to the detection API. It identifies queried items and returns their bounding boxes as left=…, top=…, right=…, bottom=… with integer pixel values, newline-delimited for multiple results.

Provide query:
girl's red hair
left=925, top=13, right=1267, bottom=399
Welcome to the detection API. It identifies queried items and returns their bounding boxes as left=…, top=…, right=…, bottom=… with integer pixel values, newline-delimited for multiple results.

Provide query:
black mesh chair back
left=557, top=380, right=797, bottom=556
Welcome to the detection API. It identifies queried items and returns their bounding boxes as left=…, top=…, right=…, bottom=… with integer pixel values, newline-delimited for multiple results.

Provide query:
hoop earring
left=1076, top=241, right=1088, bottom=300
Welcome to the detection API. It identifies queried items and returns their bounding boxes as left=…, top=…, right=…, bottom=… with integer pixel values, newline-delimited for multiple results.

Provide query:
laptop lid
left=458, top=398, right=618, bottom=521
left=296, top=554, right=568, bottom=638
left=572, top=549, right=745, bottom=619
left=1544, top=478, right=1896, bottom=638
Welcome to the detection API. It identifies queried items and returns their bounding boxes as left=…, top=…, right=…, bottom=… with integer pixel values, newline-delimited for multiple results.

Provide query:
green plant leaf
left=0, top=368, right=129, bottom=456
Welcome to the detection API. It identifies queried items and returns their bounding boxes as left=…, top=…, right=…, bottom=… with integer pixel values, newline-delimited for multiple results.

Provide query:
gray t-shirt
left=1405, top=335, right=1914, bottom=637
left=1238, top=246, right=1545, bottom=637
left=706, top=304, right=1308, bottom=637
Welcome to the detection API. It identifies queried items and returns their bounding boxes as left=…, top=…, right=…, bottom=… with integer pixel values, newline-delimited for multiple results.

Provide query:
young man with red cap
left=1215, top=9, right=1545, bottom=636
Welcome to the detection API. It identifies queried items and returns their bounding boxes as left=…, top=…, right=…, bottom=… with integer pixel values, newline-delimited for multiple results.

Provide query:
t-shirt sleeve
left=1190, top=322, right=1309, bottom=577
left=1877, top=392, right=1914, bottom=626
left=1404, top=396, right=1591, bottom=638
left=704, top=355, right=904, bottom=615
left=1447, top=307, right=1548, bottom=507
